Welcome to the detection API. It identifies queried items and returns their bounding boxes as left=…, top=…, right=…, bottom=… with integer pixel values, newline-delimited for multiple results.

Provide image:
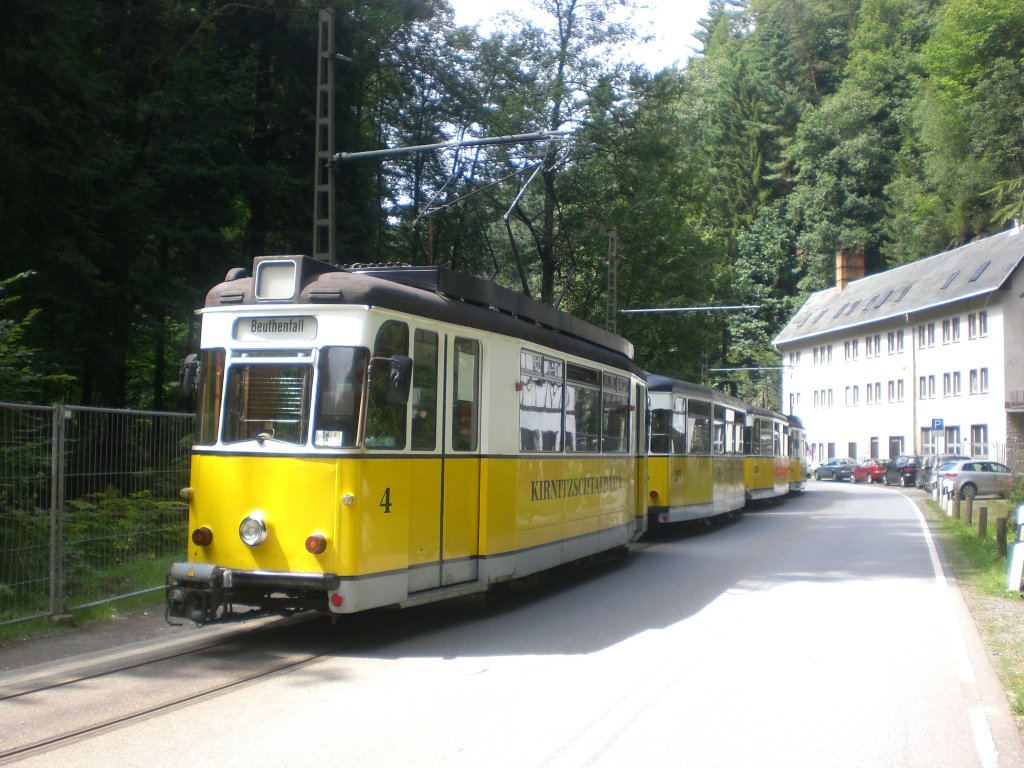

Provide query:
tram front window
left=314, top=347, right=368, bottom=448
left=223, top=363, right=312, bottom=445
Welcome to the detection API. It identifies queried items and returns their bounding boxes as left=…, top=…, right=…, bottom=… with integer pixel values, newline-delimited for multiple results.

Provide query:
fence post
left=953, top=493, right=961, bottom=520
left=979, top=505, right=987, bottom=538
left=965, top=497, right=974, bottom=526
left=48, top=405, right=68, bottom=619
left=997, top=516, right=1008, bottom=557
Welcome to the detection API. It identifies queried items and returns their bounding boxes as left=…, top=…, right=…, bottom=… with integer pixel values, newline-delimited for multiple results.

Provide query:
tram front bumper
left=165, top=562, right=340, bottom=624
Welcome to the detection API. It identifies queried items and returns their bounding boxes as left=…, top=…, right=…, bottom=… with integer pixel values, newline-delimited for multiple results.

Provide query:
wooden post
left=965, top=497, right=973, bottom=526
left=997, top=516, right=1008, bottom=557
left=953, top=494, right=961, bottom=520
left=978, top=505, right=987, bottom=538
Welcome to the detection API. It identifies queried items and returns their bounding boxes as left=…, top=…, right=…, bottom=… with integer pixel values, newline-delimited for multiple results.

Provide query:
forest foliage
left=1, top=0, right=1022, bottom=410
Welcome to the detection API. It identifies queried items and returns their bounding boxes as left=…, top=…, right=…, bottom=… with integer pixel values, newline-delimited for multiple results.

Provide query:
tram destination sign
left=234, top=315, right=318, bottom=341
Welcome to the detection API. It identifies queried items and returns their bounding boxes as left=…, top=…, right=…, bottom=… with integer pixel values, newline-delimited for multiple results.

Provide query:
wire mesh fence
left=0, top=403, right=193, bottom=625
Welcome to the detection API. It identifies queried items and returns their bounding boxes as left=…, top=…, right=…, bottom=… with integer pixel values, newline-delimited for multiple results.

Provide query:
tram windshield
left=197, top=346, right=373, bottom=448
left=224, top=362, right=313, bottom=445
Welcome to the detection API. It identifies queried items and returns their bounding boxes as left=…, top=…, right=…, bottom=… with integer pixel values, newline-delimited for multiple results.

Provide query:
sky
left=446, top=0, right=712, bottom=72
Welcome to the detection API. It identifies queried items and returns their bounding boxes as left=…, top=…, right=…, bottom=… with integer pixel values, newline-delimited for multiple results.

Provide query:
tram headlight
left=305, top=533, right=327, bottom=554
left=239, top=513, right=268, bottom=547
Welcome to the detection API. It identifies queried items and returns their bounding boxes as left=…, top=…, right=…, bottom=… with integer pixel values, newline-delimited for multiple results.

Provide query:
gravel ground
left=0, top=607, right=194, bottom=674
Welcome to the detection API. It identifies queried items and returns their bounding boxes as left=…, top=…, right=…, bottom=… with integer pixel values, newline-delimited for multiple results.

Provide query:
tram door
left=440, top=336, right=481, bottom=586
left=406, top=332, right=480, bottom=592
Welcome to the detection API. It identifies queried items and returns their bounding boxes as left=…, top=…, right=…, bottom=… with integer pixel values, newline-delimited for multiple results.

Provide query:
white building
left=774, top=225, right=1024, bottom=465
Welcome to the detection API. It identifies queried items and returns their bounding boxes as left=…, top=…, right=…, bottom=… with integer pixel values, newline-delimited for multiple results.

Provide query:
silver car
left=939, top=459, right=1018, bottom=500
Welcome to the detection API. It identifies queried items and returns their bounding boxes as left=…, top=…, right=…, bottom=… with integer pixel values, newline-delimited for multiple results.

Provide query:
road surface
left=3, top=483, right=1021, bottom=767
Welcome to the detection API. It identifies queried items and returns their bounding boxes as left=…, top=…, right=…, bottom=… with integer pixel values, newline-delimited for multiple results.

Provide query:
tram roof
left=206, top=256, right=637, bottom=369
left=646, top=374, right=749, bottom=411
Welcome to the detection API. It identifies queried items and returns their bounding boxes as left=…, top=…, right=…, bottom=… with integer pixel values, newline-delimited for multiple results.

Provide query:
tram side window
left=602, top=372, right=630, bottom=453
left=566, top=363, right=601, bottom=452
left=195, top=349, right=225, bottom=445
left=365, top=320, right=409, bottom=450
left=687, top=399, right=711, bottom=454
left=730, top=414, right=744, bottom=453
left=713, top=405, right=726, bottom=454
left=314, top=347, right=369, bottom=448
left=758, top=418, right=773, bottom=456
left=649, top=408, right=673, bottom=454
left=520, top=350, right=564, bottom=452
left=451, top=337, right=480, bottom=451
left=672, top=397, right=686, bottom=453
left=412, top=329, right=439, bottom=450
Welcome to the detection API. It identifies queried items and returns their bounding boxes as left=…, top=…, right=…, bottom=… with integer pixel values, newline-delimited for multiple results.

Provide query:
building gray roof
left=773, top=225, right=1024, bottom=347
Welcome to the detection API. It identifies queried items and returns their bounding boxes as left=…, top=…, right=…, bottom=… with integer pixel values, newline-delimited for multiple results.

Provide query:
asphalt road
left=3, top=483, right=1022, bottom=767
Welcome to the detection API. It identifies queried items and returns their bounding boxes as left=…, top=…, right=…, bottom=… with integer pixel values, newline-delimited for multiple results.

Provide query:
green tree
left=915, top=0, right=1024, bottom=238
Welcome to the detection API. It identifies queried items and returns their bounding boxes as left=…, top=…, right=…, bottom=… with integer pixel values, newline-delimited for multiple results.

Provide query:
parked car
left=939, top=459, right=1019, bottom=500
left=883, top=454, right=922, bottom=487
left=852, top=458, right=887, bottom=484
left=812, top=457, right=856, bottom=481
left=917, top=454, right=971, bottom=491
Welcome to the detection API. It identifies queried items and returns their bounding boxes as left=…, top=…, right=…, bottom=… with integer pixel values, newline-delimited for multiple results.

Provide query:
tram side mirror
left=386, top=355, right=413, bottom=405
left=179, top=353, right=199, bottom=399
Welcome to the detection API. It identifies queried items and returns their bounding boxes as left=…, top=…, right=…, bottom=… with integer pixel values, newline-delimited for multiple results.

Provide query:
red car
left=852, top=458, right=887, bottom=484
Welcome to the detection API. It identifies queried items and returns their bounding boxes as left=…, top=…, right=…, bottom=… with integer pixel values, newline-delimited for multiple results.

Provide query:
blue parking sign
left=932, top=418, right=943, bottom=430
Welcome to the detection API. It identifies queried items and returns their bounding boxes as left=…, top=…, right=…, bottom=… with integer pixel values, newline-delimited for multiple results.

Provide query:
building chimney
left=835, top=247, right=865, bottom=290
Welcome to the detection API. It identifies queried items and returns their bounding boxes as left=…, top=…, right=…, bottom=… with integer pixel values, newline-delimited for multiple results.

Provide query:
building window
left=943, top=373, right=951, bottom=397
left=874, top=382, right=881, bottom=403
left=887, top=380, right=895, bottom=402
left=828, top=389, right=833, bottom=407
left=980, top=367, right=989, bottom=393
left=945, top=426, right=961, bottom=454
left=968, top=313, right=977, bottom=339
left=942, top=319, right=951, bottom=344
left=952, top=371, right=961, bottom=396
left=979, top=311, right=988, bottom=336
left=928, top=323, right=935, bottom=346
left=952, top=317, right=960, bottom=342
left=853, top=385, right=860, bottom=405
left=897, top=380, right=904, bottom=401
left=867, top=383, right=874, bottom=404
left=971, top=424, right=988, bottom=456
left=917, top=325, right=926, bottom=350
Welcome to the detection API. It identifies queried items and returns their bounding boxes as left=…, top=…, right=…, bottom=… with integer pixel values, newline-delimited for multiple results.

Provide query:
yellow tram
left=742, top=405, right=791, bottom=502
left=167, top=256, right=648, bottom=623
left=645, top=375, right=748, bottom=524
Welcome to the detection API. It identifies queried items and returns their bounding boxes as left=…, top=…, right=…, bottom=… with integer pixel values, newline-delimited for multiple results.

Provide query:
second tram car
left=744, top=405, right=791, bottom=502
left=646, top=375, right=748, bottom=524
left=167, top=256, right=648, bottom=623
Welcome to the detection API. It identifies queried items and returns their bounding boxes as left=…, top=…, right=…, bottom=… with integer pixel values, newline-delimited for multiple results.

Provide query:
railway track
left=0, top=614, right=326, bottom=762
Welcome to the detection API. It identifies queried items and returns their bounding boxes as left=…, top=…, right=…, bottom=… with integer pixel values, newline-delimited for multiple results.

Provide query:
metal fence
left=0, top=403, right=193, bottom=626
